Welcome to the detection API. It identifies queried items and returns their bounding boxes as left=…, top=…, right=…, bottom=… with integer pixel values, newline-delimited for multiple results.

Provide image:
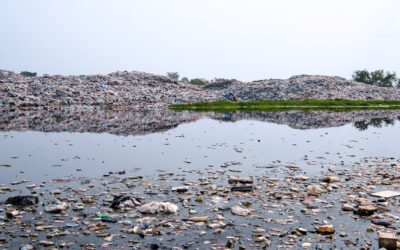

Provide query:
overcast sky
left=0, top=0, right=399, bottom=81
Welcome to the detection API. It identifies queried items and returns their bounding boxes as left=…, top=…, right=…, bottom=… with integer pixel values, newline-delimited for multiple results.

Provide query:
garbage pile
left=0, top=70, right=217, bottom=108
left=220, top=75, right=400, bottom=101
left=203, top=79, right=241, bottom=90
left=3, top=70, right=400, bottom=109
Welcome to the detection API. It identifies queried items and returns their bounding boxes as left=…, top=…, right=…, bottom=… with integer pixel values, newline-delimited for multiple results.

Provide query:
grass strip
left=169, top=99, right=400, bottom=112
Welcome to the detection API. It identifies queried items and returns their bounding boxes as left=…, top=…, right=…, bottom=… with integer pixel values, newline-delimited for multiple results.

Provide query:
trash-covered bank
left=3, top=70, right=400, bottom=109
left=2, top=143, right=400, bottom=248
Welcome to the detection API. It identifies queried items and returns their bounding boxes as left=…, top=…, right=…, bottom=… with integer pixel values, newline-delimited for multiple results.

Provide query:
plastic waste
left=111, top=196, right=131, bottom=208
left=44, top=201, right=68, bottom=213
left=5, top=195, right=38, bottom=207
left=138, top=202, right=179, bottom=214
left=96, top=214, right=110, bottom=218
left=102, top=217, right=118, bottom=223
left=372, top=220, right=391, bottom=226
left=231, top=206, right=252, bottom=216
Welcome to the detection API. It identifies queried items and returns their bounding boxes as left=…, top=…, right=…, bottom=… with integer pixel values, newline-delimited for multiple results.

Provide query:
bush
left=166, top=72, right=179, bottom=80
left=352, top=70, right=370, bottom=83
left=190, top=78, right=208, bottom=85
left=181, top=77, right=189, bottom=83
left=20, top=71, right=37, bottom=77
left=352, top=69, right=398, bottom=87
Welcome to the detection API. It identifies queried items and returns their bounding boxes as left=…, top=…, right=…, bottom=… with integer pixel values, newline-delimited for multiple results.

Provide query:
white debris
left=138, top=202, right=179, bottom=214
left=370, top=190, right=400, bottom=198
left=231, top=206, right=252, bottom=216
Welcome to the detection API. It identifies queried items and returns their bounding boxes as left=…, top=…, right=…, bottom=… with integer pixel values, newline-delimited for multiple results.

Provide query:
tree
left=166, top=72, right=179, bottom=80
left=181, top=77, right=189, bottom=83
left=190, top=78, right=208, bottom=85
left=352, top=69, right=398, bottom=87
left=20, top=71, right=37, bottom=77
left=352, top=70, right=370, bottom=84
left=370, top=70, right=396, bottom=87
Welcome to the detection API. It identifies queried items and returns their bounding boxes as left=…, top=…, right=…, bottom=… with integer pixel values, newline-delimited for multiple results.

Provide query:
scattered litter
left=138, top=202, right=179, bottom=214
left=370, top=190, right=400, bottom=198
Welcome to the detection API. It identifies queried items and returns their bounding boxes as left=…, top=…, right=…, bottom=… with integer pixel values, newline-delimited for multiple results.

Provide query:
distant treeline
left=20, top=71, right=37, bottom=77
left=168, top=70, right=400, bottom=88
left=352, top=70, right=400, bottom=88
left=19, top=70, right=400, bottom=88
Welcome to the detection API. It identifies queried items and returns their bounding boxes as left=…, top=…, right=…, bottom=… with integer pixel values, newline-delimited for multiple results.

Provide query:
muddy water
left=1, top=110, right=400, bottom=249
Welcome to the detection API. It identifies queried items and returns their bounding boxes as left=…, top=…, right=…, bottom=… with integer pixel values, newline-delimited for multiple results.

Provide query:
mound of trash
left=222, top=75, right=400, bottom=101
left=0, top=70, right=214, bottom=107
left=2, top=70, right=400, bottom=108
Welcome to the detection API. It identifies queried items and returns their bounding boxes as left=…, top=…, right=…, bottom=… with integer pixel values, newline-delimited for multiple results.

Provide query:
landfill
left=2, top=70, right=400, bottom=109
left=2, top=70, right=400, bottom=249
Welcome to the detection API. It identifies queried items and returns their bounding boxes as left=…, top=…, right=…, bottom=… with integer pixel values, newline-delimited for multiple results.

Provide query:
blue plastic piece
left=140, top=222, right=150, bottom=229
left=102, top=217, right=118, bottom=223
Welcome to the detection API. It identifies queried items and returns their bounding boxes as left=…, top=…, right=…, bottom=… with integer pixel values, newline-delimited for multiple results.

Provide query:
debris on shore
left=1, top=154, right=400, bottom=249
left=2, top=70, right=400, bottom=108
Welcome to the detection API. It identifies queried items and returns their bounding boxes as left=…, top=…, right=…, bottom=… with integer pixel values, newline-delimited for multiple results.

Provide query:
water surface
left=1, top=109, right=400, bottom=249
left=1, top=109, right=399, bottom=184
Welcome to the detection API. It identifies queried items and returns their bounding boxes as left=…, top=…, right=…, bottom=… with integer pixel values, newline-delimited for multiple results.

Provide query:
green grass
left=169, top=99, right=400, bottom=112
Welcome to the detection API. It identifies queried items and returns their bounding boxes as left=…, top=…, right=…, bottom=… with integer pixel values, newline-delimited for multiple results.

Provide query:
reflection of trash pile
left=0, top=106, right=205, bottom=136
left=210, top=110, right=400, bottom=130
left=1, top=108, right=400, bottom=134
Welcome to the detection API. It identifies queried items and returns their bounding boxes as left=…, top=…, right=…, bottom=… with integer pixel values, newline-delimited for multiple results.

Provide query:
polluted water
left=2, top=110, right=400, bottom=249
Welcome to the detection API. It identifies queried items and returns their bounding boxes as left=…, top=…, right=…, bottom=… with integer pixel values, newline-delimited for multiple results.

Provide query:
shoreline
left=3, top=70, right=400, bottom=108
left=170, top=100, right=400, bottom=112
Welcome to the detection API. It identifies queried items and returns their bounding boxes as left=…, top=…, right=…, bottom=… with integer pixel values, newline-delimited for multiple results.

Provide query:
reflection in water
left=353, top=117, right=400, bottom=131
left=210, top=110, right=400, bottom=130
left=0, top=107, right=203, bottom=136
left=1, top=107, right=400, bottom=135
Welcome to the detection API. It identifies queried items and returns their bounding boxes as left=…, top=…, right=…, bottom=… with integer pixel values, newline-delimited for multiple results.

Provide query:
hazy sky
left=1, top=0, right=399, bottom=81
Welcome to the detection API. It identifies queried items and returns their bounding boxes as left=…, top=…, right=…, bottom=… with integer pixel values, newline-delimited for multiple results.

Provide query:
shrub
left=166, top=72, right=179, bottom=80
left=190, top=78, right=208, bottom=85
left=352, top=69, right=398, bottom=87
left=352, top=70, right=370, bottom=83
left=20, top=71, right=37, bottom=77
